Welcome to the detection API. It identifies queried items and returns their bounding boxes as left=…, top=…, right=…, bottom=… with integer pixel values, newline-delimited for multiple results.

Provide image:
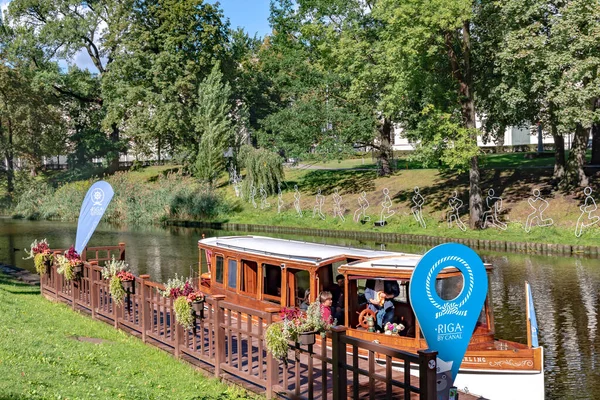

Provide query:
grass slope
left=0, top=272, right=262, bottom=400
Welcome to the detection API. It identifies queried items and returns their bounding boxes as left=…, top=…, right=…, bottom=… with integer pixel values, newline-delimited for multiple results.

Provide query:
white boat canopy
left=198, top=235, right=400, bottom=265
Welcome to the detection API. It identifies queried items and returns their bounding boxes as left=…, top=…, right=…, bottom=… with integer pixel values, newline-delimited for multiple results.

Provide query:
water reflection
left=1, top=217, right=599, bottom=399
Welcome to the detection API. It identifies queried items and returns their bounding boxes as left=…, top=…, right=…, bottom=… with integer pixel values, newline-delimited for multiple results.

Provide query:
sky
left=0, top=0, right=272, bottom=72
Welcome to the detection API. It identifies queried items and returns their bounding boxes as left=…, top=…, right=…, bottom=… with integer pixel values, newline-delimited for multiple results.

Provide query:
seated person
left=330, top=275, right=345, bottom=324
left=299, top=288, right=310, bottom=311
left=364, top=279, right=400, bottom=330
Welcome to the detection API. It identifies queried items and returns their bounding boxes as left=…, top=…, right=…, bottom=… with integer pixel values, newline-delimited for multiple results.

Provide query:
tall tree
left=103, top=0, right=231, bottom=163
left=263, top=0, right=388, bottom=173
left=193, top=64, right=234, bottom=186
left=6, top=0, right=132, bottom=172
left=379, top=0, right=484, bottom=227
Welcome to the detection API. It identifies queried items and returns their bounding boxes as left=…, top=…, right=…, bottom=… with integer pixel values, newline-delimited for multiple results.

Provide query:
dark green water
left=1, top=217, right=597, bottom=399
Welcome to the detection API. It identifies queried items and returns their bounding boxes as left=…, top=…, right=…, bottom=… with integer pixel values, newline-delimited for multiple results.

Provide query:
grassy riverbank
left=2, top=152, right=599, bottom=246
left=0, top=271, right=260, bottom=400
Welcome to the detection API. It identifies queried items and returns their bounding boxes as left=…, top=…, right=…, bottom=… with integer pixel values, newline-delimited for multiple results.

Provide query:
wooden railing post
left=174, top=313, right=182, bottom=358
left=331, top=326, right=348, bottom=400
left=265, top=308, right=280, bottom=399
left=90, top=261, right=98, bottom=319
left=72, top=271, right=78, bottom=311
left=418, top=349, right=438, bottom=400
left=139, top=274, right=150, bottom=343
left=118, top=242, right=126, bottom=261
left=53, top=251, right=61, bottom=301
left=212, top=295, right=226, bottom=378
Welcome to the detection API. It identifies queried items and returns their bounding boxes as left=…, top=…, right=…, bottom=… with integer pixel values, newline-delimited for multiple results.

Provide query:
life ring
left=357, top=308, right=376, bottom=329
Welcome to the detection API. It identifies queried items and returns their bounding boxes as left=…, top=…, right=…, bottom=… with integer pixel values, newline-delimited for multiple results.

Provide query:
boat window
left=240, top=260, right=258, bottom=295
left=228, top=259, right=238, bottom=289
left=215, top=256, right=224, bottom=284
left=263, top=264, right=282, bottom=303
left=293, top=270, right=310, bottom=308
left=200, top=249, right=209, bottom=275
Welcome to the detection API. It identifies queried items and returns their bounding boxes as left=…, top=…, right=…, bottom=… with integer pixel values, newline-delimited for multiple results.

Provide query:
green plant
left=265, top=302, right=332, bottom=361
left=174, top=296, right=195, bottom=330
left=56, top=255, right=75, bottom=281
left=265, top=323, right=290, bottom=361
left=23, top=239, right=53, bottom=274
left=109, top=276, right=127, bottom=306
left=101, top=256, right=132, bottom=306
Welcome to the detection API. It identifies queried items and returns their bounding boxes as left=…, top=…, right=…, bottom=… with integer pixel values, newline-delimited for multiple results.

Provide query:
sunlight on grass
left=0, top=273, right=262, bottom=400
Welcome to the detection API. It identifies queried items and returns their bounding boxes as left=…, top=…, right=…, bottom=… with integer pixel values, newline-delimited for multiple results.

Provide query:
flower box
left=121, top=279, right=135, bottom=294
left=192, top=300, right=205, bottom=319
left=299, top=330, right=317, bottom=346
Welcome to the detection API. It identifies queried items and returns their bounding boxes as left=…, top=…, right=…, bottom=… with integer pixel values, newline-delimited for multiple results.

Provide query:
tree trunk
left=548, top=103, right=565, bottom=180
left=592, top=122, right=600, bottom=165
left=377, top=117, right=392, bottom=176
left=460, top=21, right=483, bottom=229
left=4, top=116, right=15, bottom=195
left=592, top=97, right=600, bottom=165
left=552, top=132, right=565, bottom=180
left=561, top=123, right=589, bottom=188
left=108, top=122, right=120, bottom=173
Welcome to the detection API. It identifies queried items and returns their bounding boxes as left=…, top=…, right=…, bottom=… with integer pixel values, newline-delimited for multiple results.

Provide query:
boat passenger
left=364, top=280, right=400, bottom=329
left=299, top=288, right=310, bottom=310
left=319, top=291, right=334, bottom=324
left=330, top=275, right=345, bottom=324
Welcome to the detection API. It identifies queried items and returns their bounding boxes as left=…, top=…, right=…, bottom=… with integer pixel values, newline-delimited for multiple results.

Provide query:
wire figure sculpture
left=353, top=191, right=371, bottom=223
left=575, top=187, right=600, bottom=238
left=259, top=184, right=270, bottom=209
left=293, top=185, right=302, bottom=217
left=233, top=176, right=241, bottom=198
left=313, top=189, right=326, bottom=220
left=332, top=188, right=345, bottom=221
left=277, top=183, right=284, bottom=214
left=448, top=190, right=467, bottom=231
left=524, top=189, right=553, bottom=232
left=482, top=188, right=507, bottom=230
left=411, top=186, right=426, bottom=228
left=379, top=188, right=395, bottom=223
left=249, top=184, right=257, bottom=209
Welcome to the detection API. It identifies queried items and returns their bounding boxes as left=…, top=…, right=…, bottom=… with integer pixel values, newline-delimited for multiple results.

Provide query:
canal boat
left=198, top=235, right=544, bottom=400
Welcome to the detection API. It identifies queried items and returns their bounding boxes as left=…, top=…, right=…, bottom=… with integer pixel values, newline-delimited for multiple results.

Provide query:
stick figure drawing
left=354, top=191, right=370, bottom=223
left=332, top=188, right=345, bottom=221
left=575, top=187, right=600, bottom=238
left=524, top=189, right=553, bottom=232
left=411, top=187, right=426, bottom=228
left=293, top=185, right=302, bottom=217
left=448, top=190, right=467, bottom=231
left=313, top=189, right=326, bottom=220
left=481, top=188, right=507, bottom=230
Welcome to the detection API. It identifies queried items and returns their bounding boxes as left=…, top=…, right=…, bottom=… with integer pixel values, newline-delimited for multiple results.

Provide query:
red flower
left=187, top=291, right=205, bottom=303
left=117, top=271, right=135, bottom=282
left=64, top=246, right=81, bottom=262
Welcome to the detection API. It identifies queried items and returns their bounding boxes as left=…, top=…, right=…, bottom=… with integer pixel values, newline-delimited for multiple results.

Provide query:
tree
left=262, top=0, right=386, bottom=172
left=378, top=0, right=485, bottom=228
left=103, top=0, right=231, bottom=163
left=193, top=64, right=234, bottom=186
left=0, top=65, right=65, bottom=193
left=6, top=0, right=131, bottom=172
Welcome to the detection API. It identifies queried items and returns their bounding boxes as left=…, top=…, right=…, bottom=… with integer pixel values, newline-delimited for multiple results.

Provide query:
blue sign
left=75, top=181, right=114, bottom=254
left=527, top=282, right=539, bottom=348
left=409, top=243, right=488, bottom=399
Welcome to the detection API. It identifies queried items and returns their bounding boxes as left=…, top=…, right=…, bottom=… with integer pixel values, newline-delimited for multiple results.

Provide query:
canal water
left=0, top=217, right=597, bottom=399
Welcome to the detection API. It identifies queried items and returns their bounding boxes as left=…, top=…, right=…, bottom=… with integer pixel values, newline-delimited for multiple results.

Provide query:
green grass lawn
left=0, top=272, right=262, bottom=400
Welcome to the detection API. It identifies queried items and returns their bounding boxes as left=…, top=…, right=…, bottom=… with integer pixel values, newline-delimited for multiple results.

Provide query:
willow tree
left=238, top=145, right=284, bottom=196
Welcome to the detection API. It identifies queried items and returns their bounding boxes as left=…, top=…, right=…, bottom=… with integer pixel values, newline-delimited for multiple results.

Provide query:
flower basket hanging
left=101, top=256, right=134, bottom=306
left=24, top=239, right=54, bottom=275
left=160, top=275, right=205, bottom=329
